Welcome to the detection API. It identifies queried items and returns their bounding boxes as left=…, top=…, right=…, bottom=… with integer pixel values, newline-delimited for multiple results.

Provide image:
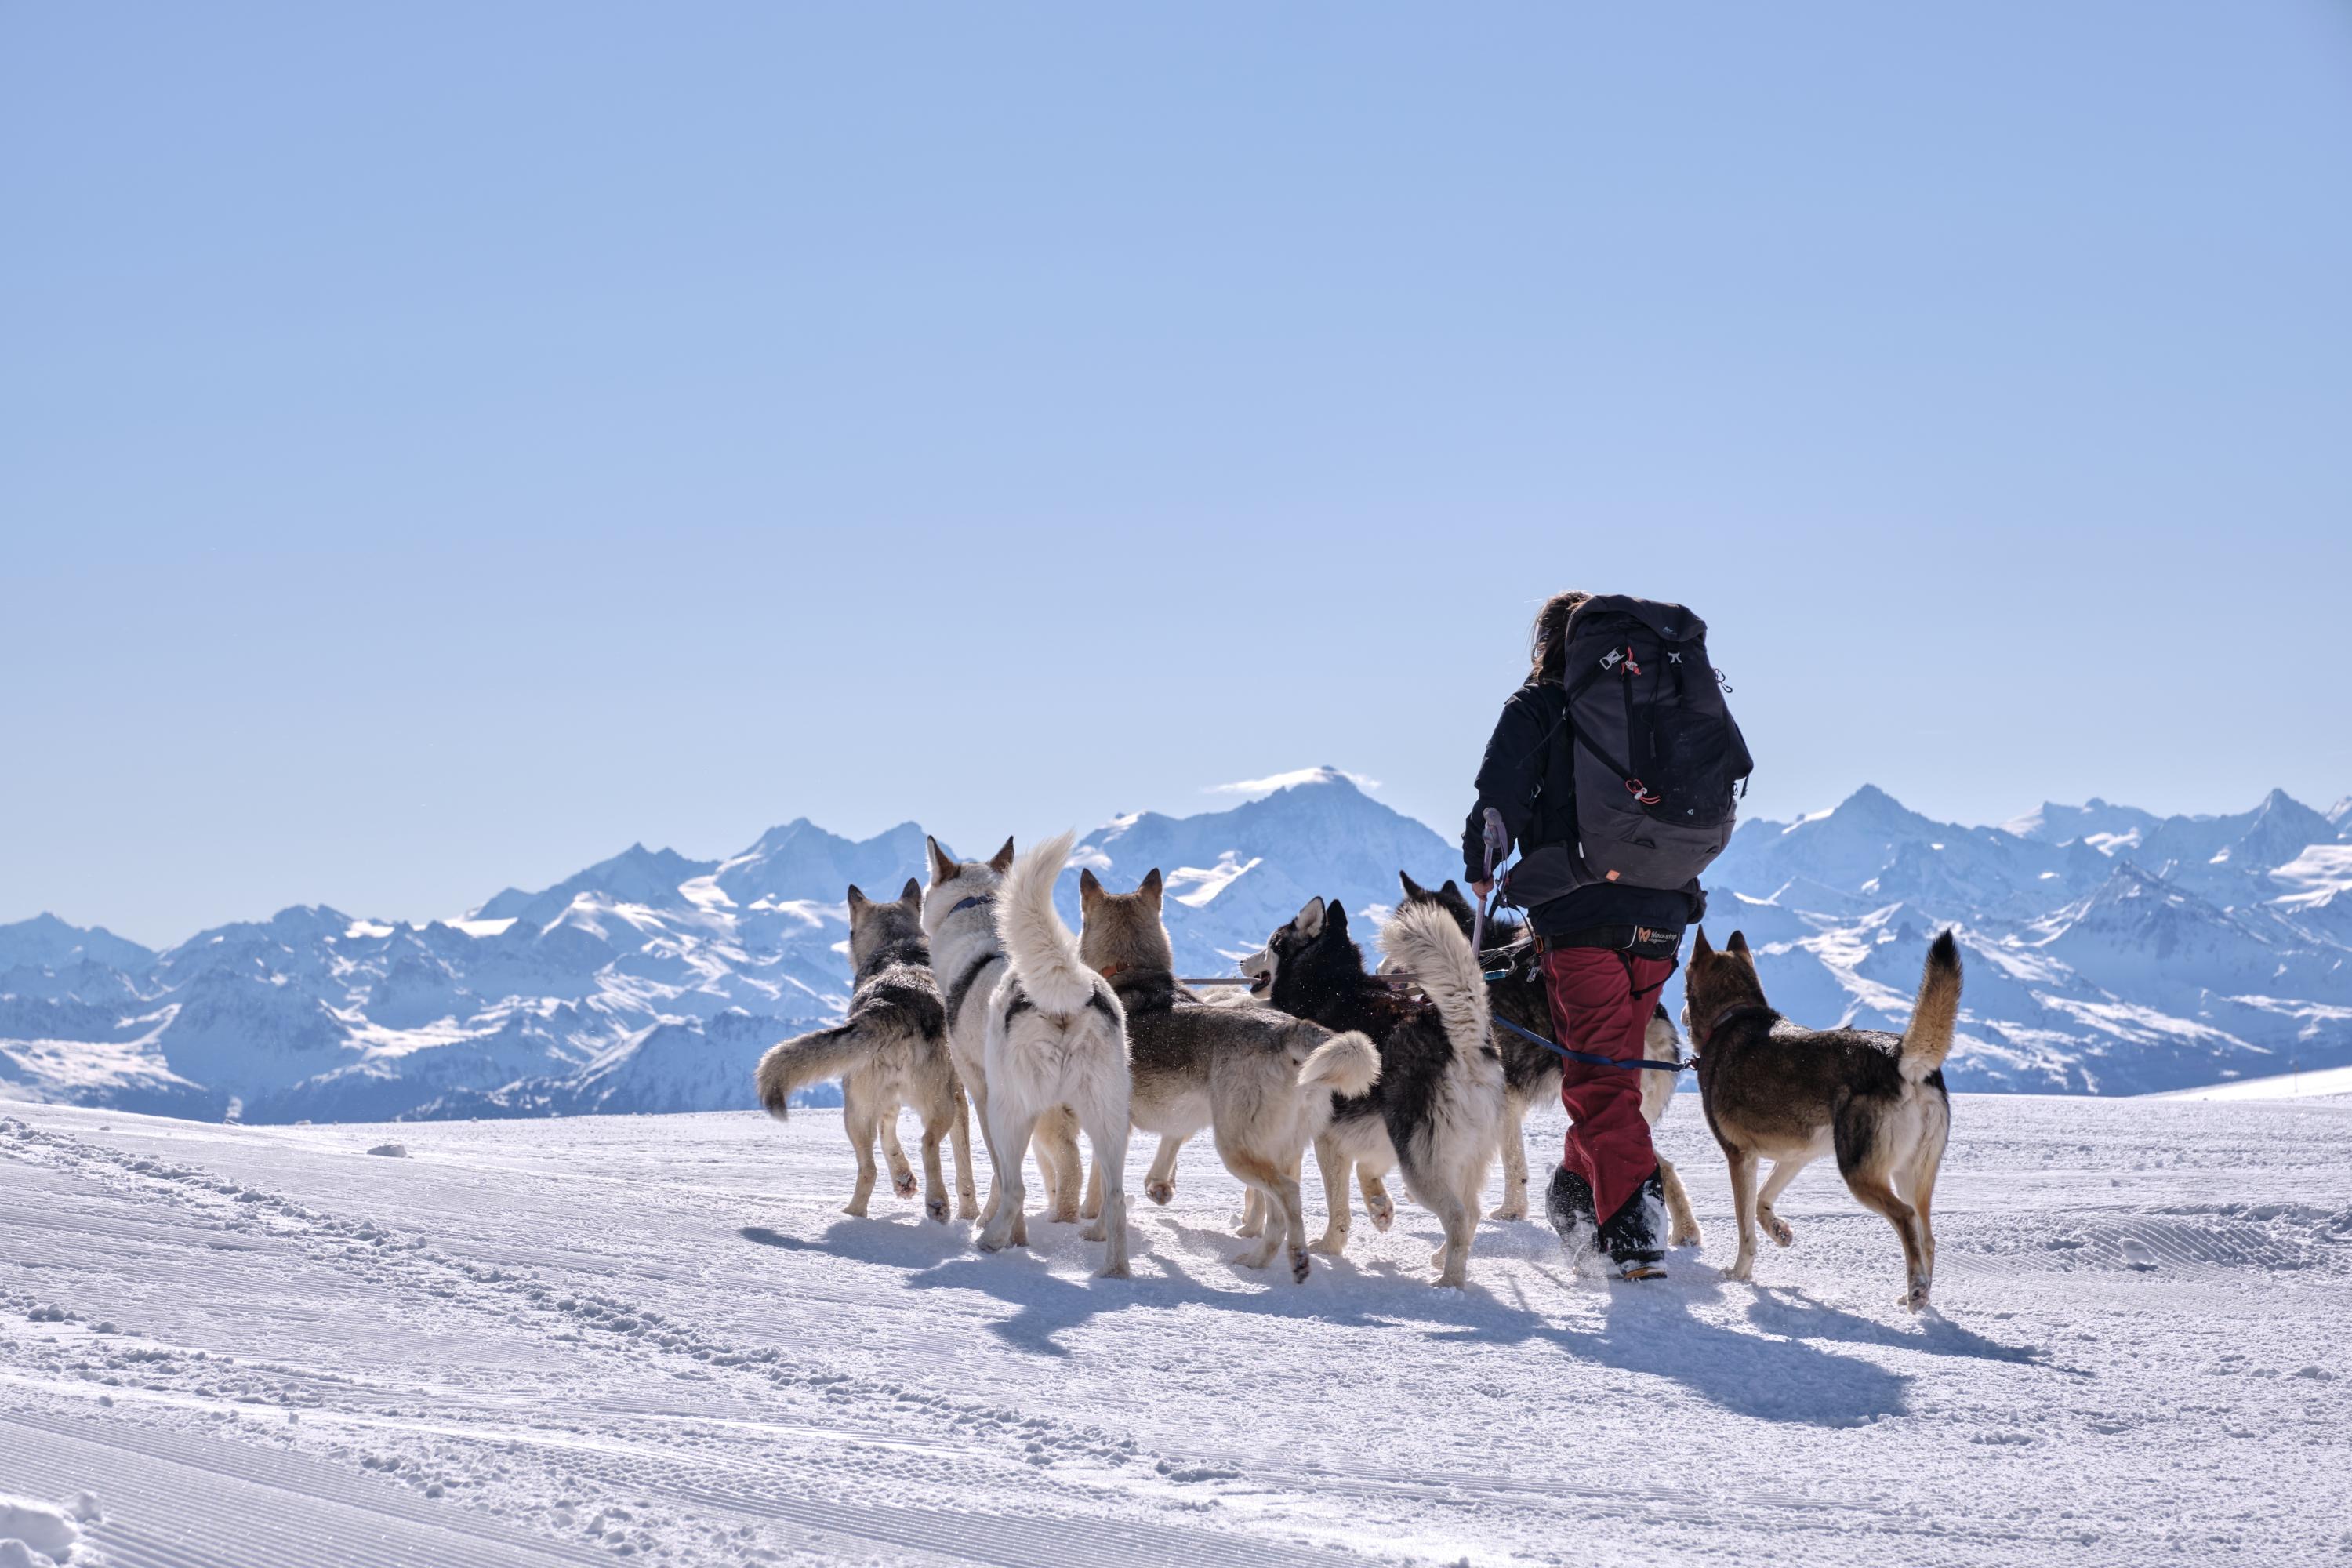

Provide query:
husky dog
left=755, top=880, right=975, bottom=1221
left=1246, top=899, right=1501, bottom=1287
left=1397, top=873, right=1700, bottom=1245
left=920, top=835, right=1087, bottom=1225
left=1683, top=927, right=1961, bottom=1311
left=975, top=832, right=1135, bottom=1277
left=1074, top=868, right=1380, bottom=1283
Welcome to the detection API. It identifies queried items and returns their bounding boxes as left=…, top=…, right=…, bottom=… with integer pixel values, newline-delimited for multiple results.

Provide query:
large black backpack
left=1512, top=595, right=1752, bottom=902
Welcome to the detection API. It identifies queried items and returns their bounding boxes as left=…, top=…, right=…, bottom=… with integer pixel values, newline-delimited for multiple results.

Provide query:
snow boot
left=1599, top=1167, right=1668, bottom=1280
left=1546, top=1164, right=1599, bottom=1266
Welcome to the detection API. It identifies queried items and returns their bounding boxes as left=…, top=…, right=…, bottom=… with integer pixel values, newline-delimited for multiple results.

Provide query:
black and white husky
left=1396, top=873, right=1701, bottom=1246
left=920, top=835, right=1087, bottom=1226
left=754, top=880, right=976, bottom=1221
left=975, top=832, right=1135, bottom=1277
left=1245, top=899, right=1502, bottom=1287
left=1076, top=868, right=1381, bottom=1283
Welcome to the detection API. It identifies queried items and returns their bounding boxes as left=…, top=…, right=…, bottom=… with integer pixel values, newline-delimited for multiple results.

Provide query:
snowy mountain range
left=5, top=769, right=2350, bottom=1120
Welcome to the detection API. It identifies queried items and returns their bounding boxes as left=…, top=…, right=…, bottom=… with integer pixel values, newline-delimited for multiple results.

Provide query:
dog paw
left=1145, top=1180, right=1175, bottom=1207
left=1903, top=1277, right=1932, bottom=1312
left=1762, top=1215, right=1794, bottom=1247
left=843, top=1201, right=869, bottom=1218
left=1096, top=1261, right=1131, bottom=1280
left=1048, top=1205, right=1081, bottom=1225
left=976, top=1231, right=1008, bottom=1254
left=1290, top=1249, right=1311, bottom=1284
left=1433, top=1270, right=1468, bottom=1290
left=1489, top=1202, right=1527, bottom=1221
left=956, top=1202, right=980, bottom=1221
left=926, top=1197, right=949, bottom=1223
left=1308, top=1229, right=1348, bottom=1256
left=1670, top=1223, right=1705, bottom=1249
left=1367, top=1200, right=1396, bottom=1232
left=1721, top=1260, right=1754, bottom=1283
left=1080, top=1222, right=1107, bottom=1243
left=1430, top=1244, right=1451, bottom=1269
left=1234, top=1218, right=1265, bottom=1240
left=892, top=1174, right=919, bottom=1199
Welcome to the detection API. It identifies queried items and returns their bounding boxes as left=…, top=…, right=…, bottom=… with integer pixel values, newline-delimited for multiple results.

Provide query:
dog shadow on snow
left=745, top=1211, right=2060, bottom=1427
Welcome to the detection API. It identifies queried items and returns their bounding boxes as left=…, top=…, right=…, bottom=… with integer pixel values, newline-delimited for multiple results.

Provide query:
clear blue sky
left=5, top=5, right=2349, bottom=946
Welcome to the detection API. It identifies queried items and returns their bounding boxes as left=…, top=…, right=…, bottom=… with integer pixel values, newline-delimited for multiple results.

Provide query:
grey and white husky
left=754, top=880, right=977, bottom=1221
left=1244, top=898, right=1503, bottom=1287
left=975, top=832, right=1136, bottom=1276
left=1075, top=868, right=1380, bottom=1283
left=920, top=835, right=1087, bottom=1225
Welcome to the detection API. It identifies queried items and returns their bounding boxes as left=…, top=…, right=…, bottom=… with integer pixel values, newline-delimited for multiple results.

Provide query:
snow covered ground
left=2161, top=1062, right=2352, bottom=1102
left=4, top=1093, right=2348, bottom=1567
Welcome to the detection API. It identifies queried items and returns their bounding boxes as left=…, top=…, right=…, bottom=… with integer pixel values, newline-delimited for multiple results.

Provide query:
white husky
left=920, top=835, right=1087, bottom=1226
left=974, top=831, right=1135, bottom=1277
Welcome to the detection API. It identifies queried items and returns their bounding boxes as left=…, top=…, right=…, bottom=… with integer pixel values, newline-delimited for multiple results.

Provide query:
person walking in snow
left=1463, top=590, right=1748, bottom=1279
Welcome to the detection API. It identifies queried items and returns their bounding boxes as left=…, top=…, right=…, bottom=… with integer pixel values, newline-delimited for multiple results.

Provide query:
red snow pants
left=1540, top=946, right=1676, bottom=1226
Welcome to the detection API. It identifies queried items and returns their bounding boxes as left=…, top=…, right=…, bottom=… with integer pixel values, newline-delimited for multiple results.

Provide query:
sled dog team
left=758, top=834, right=1962, bottom=1305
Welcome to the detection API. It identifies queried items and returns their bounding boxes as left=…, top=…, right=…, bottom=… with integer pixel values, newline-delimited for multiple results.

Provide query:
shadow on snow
left=742, top=1210, right=2065, bottom=1428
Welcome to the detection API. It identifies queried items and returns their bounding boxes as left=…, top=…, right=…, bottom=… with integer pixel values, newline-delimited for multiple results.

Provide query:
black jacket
left=1462, top=681, right=1703, bottom=937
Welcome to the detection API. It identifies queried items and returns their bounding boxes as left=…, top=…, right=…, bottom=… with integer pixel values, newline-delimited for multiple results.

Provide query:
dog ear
left=1140, top=868, right=1163, bottom=906
left=989, top=837, right=1016, bottom=873
left=898, top=877, right=922, bottom=905
left=1079, top=867, right=1103, bottom=906
left=1727, top=929, right=1750, bottom=956
left=1399, top=871, right=1427, bottom=900
left=1691, top=926, right=1713, bottom=960
left=1326, top=900, right=1349, bottom=935
left=845, top=884, right=868, bottom=912
left=1439, top=879, right=1461, bottom=900
left=1295, top=896, right=1325, bottom=938
left=925, top=835, right=956, bottom=885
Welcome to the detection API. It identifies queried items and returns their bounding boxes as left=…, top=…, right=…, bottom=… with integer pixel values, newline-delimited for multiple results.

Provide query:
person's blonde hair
left=1528, top=590, right=1590, bottom=683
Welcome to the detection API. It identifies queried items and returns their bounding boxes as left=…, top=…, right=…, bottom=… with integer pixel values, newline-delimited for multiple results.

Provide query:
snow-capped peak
left=1205, top=765, right=1378, bottom=800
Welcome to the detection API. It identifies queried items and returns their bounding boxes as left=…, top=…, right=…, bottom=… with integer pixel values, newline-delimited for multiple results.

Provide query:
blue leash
left=1490, top=1011, right=1693, bottom=1075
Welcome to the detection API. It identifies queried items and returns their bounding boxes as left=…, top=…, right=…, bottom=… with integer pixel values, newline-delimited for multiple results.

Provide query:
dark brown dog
left=1684, top=927, right=1961, bottom=1311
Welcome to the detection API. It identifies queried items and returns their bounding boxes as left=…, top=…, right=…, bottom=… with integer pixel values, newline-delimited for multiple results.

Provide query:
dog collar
left=948, top=895, right=994, bottom=916
left=1702, top=1003, right=1779, bottom=1045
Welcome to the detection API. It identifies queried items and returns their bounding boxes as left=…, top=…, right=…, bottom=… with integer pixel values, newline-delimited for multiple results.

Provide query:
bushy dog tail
left=1298, top=1029, right=1381, bottom=1098
left=1380, top=902, right=1491, bottom=1068
left=1900, top=930, right=1964, bottom=1080
left=996, top=829, right=1094, bottom=1018
left=754, top=1022, right=869, bottom=1120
